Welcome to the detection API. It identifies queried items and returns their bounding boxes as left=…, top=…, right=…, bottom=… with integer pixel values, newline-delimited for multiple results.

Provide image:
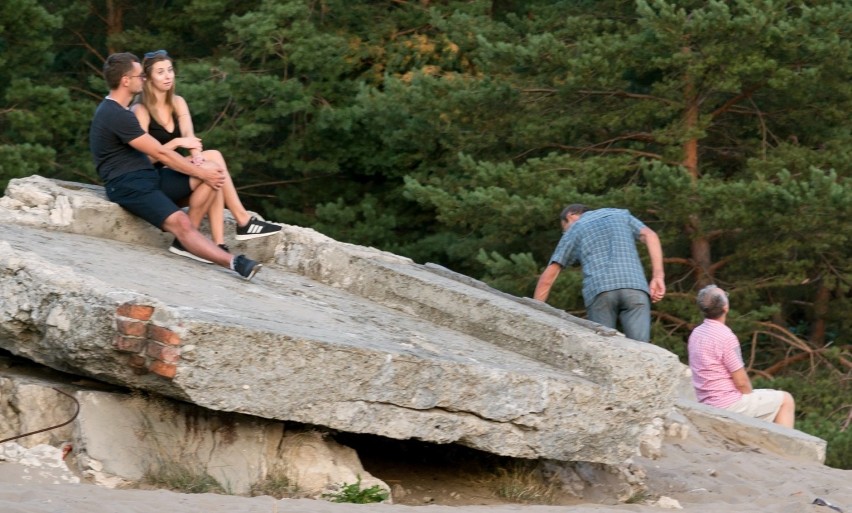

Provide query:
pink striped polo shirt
left=687, top=319, right=745, bottom=408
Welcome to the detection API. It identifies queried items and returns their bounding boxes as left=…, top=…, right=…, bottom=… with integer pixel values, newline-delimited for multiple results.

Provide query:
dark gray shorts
left=105, top=169, right=191, bottom=229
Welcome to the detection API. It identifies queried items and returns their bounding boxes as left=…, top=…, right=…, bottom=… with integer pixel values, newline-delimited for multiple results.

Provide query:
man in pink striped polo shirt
left=688, top=285, right=796, bottom=428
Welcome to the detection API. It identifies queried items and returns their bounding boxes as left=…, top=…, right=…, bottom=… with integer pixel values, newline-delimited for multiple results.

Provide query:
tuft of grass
left=625, top=490, right=652, bottom=504
left=485, top=461, right=560, bottom=504
left=142, top=462, right=225, bottom=494
left=250, top=472, right=303, bottom=498
left=322, top=476, right=389, bottom=504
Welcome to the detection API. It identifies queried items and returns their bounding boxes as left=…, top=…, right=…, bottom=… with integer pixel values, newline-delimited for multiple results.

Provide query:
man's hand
left=649, top=276, right=666, bottom=303
left=197, top=162, right=225, bottom=190
left=640, top=226, right=665, bottom=303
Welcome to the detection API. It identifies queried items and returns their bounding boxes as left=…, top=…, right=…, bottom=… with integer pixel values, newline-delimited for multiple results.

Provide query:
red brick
left=149, top=361, right=177, bottom=379
left=113, top=335, right=145, bottom=353
left=116, top=318, right=147, bottom=337
left=116, top=303, right=155, bottom=321
left=147, top=325, right=181, bottom=346
left=146, top=342, right=181, bottom=364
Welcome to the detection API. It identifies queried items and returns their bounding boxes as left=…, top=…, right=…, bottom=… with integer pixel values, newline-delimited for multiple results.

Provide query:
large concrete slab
left=0, top=176, right=687, bottom=465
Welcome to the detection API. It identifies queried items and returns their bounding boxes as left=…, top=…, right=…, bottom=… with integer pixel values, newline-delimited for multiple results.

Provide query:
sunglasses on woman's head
left=144, top=49, right=168, bottom=59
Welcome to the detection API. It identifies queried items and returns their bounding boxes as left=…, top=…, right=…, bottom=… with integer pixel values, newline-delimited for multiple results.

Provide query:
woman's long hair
left=139, top=51, right=177, bottom=128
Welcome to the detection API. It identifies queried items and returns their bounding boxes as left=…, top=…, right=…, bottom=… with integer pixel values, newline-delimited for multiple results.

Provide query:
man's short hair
left=560, top=203, right=588, bottom=221
left=103, top=52, right=140, bottom=90
left=696, top=284, right=728, bottom=319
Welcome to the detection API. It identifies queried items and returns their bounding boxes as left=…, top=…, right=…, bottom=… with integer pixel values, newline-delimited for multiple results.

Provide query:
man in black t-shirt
left=89, top=52, right=262, bottom=280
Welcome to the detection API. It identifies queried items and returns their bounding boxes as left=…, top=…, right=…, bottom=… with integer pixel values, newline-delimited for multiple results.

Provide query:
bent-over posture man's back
left=89, top=52, right=261, bottom=280
left=533, top=204, right=665, bottom=342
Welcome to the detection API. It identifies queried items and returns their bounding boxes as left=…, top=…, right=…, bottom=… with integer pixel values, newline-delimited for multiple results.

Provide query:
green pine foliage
left=1, top=0, right=849, bottom=466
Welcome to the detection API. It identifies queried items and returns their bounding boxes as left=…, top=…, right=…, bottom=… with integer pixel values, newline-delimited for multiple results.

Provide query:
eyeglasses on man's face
left=125, top=74, right=146, bottom=80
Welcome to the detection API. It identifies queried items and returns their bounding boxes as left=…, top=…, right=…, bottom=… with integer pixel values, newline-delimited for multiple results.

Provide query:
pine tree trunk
left=810, top=282, right=830, bottom=345
left=106, top=0, right=126, bottom=54
left=682, top=51, right=713, bottom=286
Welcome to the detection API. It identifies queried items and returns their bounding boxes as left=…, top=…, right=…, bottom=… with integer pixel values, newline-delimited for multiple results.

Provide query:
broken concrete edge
left=423, top=262, right=620, bottom=337
left=0, top=175, right=167, bottom=246
left=676, top=398, right=827, bottom=464
left=0, top=176, right=273, bottom=258
left=0, top=246, right=187, bottom=387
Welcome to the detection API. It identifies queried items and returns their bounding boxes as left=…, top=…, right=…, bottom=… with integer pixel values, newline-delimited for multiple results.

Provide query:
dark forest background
left=0, top=0, right=849, bottom=467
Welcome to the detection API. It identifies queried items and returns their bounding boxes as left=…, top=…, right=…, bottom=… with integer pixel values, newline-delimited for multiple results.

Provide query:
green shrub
left=322, top=476, right=389, bottom=504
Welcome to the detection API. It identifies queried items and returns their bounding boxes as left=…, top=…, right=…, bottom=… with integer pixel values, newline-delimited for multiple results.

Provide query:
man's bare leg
left=162, top=209, right=262, bottom=280
left=773, top=391, right=796, bottom=429
left=162, top=210, right=231, bottom=267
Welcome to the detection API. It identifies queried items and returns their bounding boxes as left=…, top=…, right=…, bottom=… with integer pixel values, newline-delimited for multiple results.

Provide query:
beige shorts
left=725, top=389, right=784, bottom=422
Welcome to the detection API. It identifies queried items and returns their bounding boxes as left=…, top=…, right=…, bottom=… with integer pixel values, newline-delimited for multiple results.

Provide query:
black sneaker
left=169, top=239, right=213, bottom=264
left=235, top=216, right=282, bottom=240
left=218, top=244, right=230, bottom=253
left=233, top=254, right=262, bottom=281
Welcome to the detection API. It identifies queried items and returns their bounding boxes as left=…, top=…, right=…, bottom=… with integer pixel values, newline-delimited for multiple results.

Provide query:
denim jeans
left=587, top=288, right=651, bottom=342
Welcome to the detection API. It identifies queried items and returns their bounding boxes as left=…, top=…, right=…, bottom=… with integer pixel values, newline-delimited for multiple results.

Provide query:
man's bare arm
left=731, top=367, right=753, bottom=395
left=533, top=262, right=563, bottom=302
left=639, top=226, right=666, bottom=302
left=128, top=133, right=224, bottom=189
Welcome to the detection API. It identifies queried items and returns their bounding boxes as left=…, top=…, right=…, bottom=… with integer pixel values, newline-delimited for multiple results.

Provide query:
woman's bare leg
left=201, top=149, right=253, bottom=227
left=186, top=177, right=219, bottom=233
left=207, top=190, right=226, bottom=245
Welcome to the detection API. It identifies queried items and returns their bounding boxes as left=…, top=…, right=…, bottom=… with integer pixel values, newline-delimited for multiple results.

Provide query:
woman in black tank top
left=131, top=50, right=281, bottom=251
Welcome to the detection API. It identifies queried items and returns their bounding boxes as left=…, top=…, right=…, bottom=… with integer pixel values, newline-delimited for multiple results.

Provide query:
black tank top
left=148, top=112, right=179, bottom=145
left=147, top=112, right=182, bottom=167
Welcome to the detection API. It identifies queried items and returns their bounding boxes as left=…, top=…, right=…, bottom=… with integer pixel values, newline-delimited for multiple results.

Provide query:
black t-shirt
left=89, top=99, right=153, bottom=183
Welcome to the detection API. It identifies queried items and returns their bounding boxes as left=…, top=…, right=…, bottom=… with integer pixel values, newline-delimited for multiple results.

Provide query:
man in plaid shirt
left=688, top=285, right=795, bottom=428
left=534, top=204, right=665, bottom=342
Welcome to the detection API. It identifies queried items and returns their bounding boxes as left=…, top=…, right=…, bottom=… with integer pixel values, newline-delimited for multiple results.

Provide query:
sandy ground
left=1, top=425, right=849, bottom=513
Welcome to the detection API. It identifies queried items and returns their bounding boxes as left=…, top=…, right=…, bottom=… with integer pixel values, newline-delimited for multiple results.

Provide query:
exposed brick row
left=113, top=302, right=180, bottom=379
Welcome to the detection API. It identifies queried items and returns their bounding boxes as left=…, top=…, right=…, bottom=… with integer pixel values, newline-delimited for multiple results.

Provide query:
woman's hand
left=175, top=136, right=203, bottom=152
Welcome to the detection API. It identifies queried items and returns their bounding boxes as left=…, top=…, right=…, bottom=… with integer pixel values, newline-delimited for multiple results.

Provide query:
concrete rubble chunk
left=0, top=176, right=701, bottom=465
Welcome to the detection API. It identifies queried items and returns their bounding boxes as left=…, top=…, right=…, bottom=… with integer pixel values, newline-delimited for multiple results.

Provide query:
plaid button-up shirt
left=549, top=208, right=650, bottom=306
